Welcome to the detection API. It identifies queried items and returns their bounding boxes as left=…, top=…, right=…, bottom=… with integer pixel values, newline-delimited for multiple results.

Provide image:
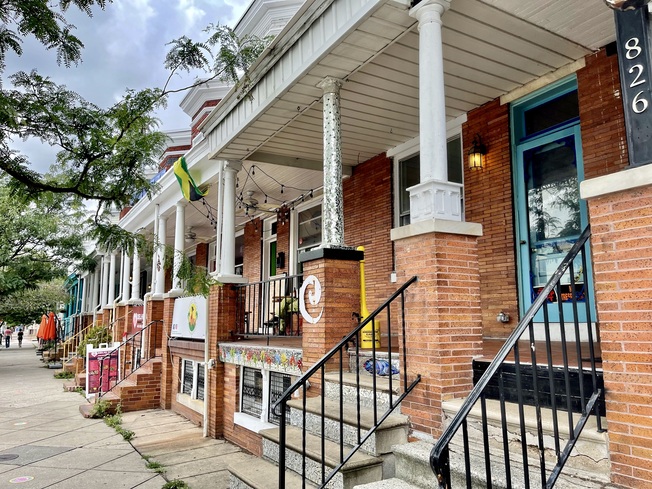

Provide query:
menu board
left=86, top=343, right=120, bottom=398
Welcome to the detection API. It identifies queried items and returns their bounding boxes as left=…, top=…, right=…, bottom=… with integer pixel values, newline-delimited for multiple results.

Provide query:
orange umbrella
left=36, top=314, right=47, bottom=339
left=42, top=312, right=57, bottom=342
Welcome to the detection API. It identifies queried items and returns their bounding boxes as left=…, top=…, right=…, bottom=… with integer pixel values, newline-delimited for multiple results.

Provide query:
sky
left=5, top=0, right=251, bottom=173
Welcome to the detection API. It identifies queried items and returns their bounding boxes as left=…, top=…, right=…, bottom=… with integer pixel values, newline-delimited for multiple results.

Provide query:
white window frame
left=390, top=117, right=466, bottom=228
left=289, top=197, right=323, bottom=276
left=235, top=365, right=294, bottom=433
left=179, top=358, right=205, bottom=401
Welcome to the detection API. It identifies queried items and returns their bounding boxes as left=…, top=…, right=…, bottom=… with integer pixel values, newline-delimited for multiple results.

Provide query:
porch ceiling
left=212, top=0, right=615, bottom=168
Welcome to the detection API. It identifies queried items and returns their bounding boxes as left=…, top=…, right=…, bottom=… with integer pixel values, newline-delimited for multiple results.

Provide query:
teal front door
left=515, top=125, right=592, bottom=323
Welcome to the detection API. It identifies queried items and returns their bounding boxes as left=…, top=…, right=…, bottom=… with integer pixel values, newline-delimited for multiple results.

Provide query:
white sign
left=299, top=275, right=324, bottom=324
left=171, top=295, right=207, bottom=339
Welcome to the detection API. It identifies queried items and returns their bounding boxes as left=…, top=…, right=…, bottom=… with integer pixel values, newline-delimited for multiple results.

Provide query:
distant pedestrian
left=17, top=329, right=23, bottom=348
left=4, top=327, right=11, bottom=348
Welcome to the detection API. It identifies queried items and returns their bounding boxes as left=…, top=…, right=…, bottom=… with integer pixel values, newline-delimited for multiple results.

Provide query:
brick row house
left=71, top=0, right=652, bottom=487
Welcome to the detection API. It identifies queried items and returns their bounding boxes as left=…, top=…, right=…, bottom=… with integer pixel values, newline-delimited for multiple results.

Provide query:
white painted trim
left=500, top=59, right=586, bottom=105
left=580, top=164, right=652, bottom=200
left=390, top=218, right=483, bottom=241
left=234, top=412, right=276, bottom=434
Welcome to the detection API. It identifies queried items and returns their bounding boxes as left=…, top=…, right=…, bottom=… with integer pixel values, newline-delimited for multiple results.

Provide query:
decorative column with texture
left=219, top=161, right=242, bottom=278
left=317, top=77, right=345, bottom=248
left=171, top=201, right=186, bottom=295
left=130, top=240, right=141, bottom=302
left=154, top=214, right=167, bottom=298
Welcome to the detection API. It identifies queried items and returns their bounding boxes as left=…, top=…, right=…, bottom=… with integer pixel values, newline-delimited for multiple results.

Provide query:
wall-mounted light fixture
left=468, top=134, right=486, bottom=170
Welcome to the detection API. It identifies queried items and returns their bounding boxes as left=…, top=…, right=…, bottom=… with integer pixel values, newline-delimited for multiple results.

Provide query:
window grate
left=182, top=360, right=193, bottom=395
left=268, top=371, right=292, bottom=425
left=241, top=367, right=263, bottom=417
left=196, top=364, right=205, bottom=401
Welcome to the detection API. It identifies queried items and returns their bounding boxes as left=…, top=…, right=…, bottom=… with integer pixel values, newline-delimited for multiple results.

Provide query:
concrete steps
left=261, top=425, right=383, bottom=489
left=357, top=397, right=610, bottom=489
left=230, top=367, right=408, bottom=489
left=229, top=454, right=317, bottom=489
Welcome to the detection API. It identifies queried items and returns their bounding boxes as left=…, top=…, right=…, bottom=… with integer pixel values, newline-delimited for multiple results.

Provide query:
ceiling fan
left=184, top=227, right=197, bottom=242
left=241, top=190, right=278, bottom=213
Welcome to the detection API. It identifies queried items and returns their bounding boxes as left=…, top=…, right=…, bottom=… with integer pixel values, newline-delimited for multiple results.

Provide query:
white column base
left=408, top=179, right=463, bottom=223
left=166, top=289, right=185, bottom=299
left=214, top=273, right=248, bottom=285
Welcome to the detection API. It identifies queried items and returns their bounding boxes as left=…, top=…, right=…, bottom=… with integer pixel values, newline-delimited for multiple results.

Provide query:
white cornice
left=235, top=0, right=305, bottom=38
left=179, top=80, right=233, bottom=119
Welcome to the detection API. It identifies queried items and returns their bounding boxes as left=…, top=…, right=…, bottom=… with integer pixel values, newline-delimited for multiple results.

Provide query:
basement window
left=237, top=367, right=293, bottom=430
left=180, top=359, right=205, bottom=401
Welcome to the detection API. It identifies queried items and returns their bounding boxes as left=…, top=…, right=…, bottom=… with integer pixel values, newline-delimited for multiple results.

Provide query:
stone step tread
left=324, top=372, right=400, bottom=395
left=287, top=396, right=408, bottom=430
left=260, top=425, right=383, bottom=472
left=229, top=454, right=317, bottom=489
left=443, top=398, right=608, bottom=443
left=354, top=478, right=421, bottom=489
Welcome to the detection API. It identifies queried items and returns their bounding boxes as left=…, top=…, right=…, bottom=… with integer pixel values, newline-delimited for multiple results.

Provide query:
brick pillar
left=207, top=282, right=239, bottom=438
left=145, top=298, right=164, bottom=358
left=582, top=171, right=652, bottom=488
left=160, top=297, right=176, bottom=410
left=299, top=248, right=362, bottom=375
left=393, top=223, right=482, bottom=438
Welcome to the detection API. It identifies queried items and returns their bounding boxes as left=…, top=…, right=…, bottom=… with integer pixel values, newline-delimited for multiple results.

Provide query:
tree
left=0, top=16, right=270, bottom=210
left=0, top=179, right=88, bottom=297
left=0, top=280, right=68, bottom=325
left=0, top=1, right=111, bottom=76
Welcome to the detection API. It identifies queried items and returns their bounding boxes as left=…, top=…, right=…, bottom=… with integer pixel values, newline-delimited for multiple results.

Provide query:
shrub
left=77, top=323, right=112, bottom=357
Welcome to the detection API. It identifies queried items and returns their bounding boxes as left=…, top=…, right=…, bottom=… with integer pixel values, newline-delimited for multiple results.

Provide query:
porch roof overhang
left=201, top=0, right=616, bottom=169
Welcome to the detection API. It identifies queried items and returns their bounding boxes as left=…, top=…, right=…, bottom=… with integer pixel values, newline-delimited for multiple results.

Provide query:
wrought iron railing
left=62, top=321, right=92, bottom=360
left=234, top=274, right=303, bottom=337
left=97, top=320, right=163, bottom=398
left=431, top=226, right=603, bottom=488
left=272, top=276, right=420, bottom=488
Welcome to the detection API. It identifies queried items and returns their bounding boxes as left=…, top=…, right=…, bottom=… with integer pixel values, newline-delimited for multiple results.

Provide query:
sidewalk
left=0, top=337, right=250, bottom=488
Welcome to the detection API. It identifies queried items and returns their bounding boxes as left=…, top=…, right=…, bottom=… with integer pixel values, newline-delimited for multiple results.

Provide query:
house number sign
left=615, top=7, right=652, bottom=166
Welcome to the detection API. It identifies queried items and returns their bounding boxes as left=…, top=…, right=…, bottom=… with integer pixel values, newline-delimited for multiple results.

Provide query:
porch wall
left=586, top=182, right=652, bottom=488
left=343, top=153, right=395, bottom=309
left=169, top=339, right=205, bottom=427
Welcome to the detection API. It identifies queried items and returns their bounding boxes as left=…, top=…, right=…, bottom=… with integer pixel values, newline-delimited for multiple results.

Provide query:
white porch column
left=80, top=276, right=88, bottom=315
left=150, top=205, right=160, bottom=296
left=409, top=0, right=462, bottom=222
left=154, top=213, right=167, bottom=297
left=171, top=201, right=186, bottom=294
left=108, top=252, right=117, bottom=306
left=317, top=76, right=345, bottom=247
left=92, top=266, right=100, bottom=311
left=101, top=255, right=110, bottom=308
left=121, top=249, right=131, bottom=303
left=130, top=240, right=141, bottom=302
left=219, top=160, right=242, bottom=277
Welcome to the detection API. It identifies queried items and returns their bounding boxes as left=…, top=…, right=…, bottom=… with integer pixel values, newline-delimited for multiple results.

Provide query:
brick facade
left=244, top=219, right=262, bottom=281
left=394, top=230, right=482, bottom=436
left=169, top=339, right=205, bottom=427
left=586, top=181, right=652, bottom=488
left=463, top=99, right=516, bottom=338
left=160, top=297, right=175, bottom=409
left=343, top=154, right=395, bottom=311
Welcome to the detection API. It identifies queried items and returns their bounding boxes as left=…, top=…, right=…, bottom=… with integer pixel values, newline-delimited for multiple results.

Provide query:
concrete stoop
left=230, top=371, right=408, bottom=489
left=355, top=397, right=612, bottom=489
left=78, top=358, right=162, bottom=417
left=229, top=452, right=317, bottom=489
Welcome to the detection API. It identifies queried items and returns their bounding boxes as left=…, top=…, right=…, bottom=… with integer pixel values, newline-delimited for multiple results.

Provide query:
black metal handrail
left=97, top=319, right=163, bottom=398
left=234, top=274, right=303, bottom=337
left=431, top=225, right=603, bottom=488
left=272, top=276, right=420, bottom=488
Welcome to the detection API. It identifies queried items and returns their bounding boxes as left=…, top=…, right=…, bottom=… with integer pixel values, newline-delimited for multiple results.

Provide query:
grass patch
left=54, top=371, right=74, bottom=379
left=146, top=460, right=165, bottom=473
left=162, top=480, right=190, bottom=489
left=89, top=399, right=114, bottom=419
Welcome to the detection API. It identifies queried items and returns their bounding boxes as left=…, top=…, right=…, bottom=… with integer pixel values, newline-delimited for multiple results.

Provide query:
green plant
left=74, top=387, right=84, bottom=395
left=162, top=480, right=190, bottom=489
left=104, top=413, right=122, bottom=429
left=89, top=399, right=113, bottom=419
left=54, top=371, right=74, bottom=379
left=116, top=427, right=135, bottom=441
left=77, top=323, right=112, bottom=357
left=146, top=460, right=165, bottom=473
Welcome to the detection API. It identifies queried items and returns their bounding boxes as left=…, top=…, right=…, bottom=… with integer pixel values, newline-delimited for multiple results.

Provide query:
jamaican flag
left=173, top=157, right=207, bottom=201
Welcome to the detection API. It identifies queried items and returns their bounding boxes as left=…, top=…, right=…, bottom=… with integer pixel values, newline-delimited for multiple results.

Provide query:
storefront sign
left=615, top=7, right=652, bottom=166
left=86, top=343, right=120, bottom=398
left=171, top=295, right=207, bottom=339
